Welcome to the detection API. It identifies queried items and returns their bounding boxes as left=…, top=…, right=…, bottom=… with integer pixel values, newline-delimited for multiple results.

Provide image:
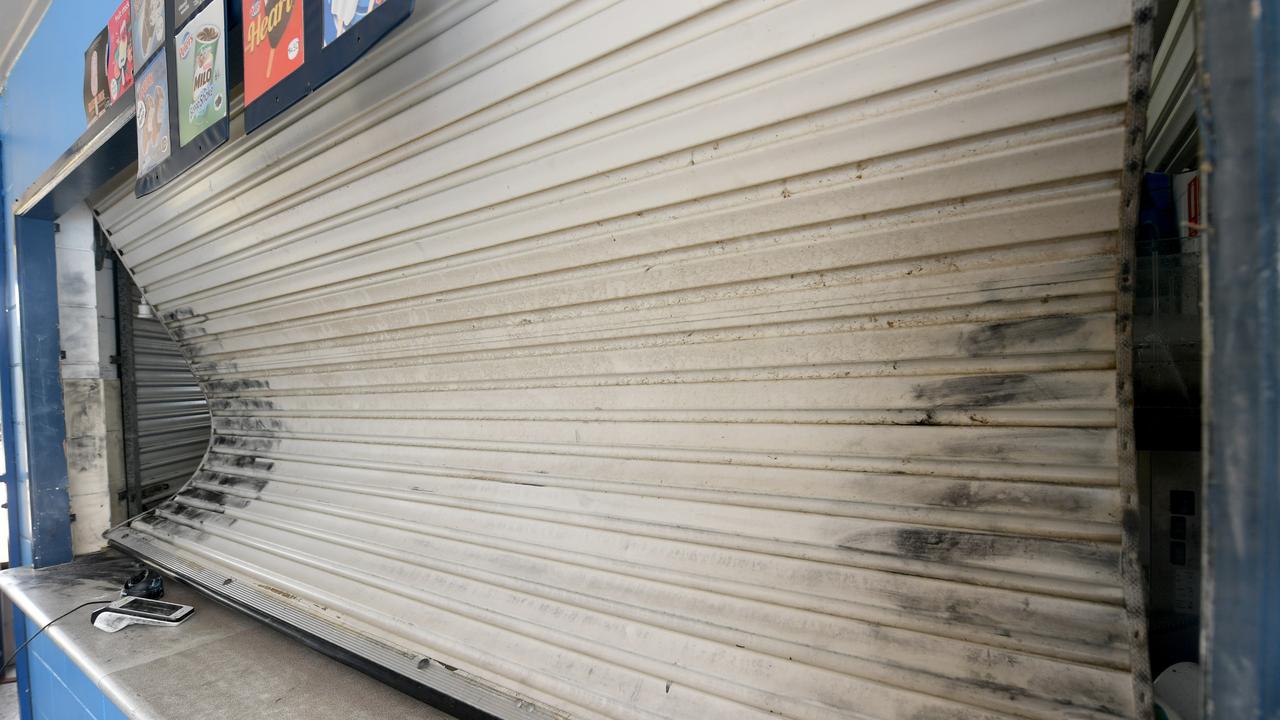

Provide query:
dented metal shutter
left=94, top=1, right=1151, bottom=718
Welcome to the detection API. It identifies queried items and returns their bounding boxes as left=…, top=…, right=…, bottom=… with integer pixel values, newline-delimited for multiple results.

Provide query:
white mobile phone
left=90, top=596, right=195, bottom=633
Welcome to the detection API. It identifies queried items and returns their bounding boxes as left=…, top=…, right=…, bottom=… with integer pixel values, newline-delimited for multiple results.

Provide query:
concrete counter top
left=0, top=550, right=453, bottom=719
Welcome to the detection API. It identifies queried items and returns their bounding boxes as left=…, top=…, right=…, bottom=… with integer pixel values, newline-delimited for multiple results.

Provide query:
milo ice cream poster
left=176, top=1, right=228, bottom=146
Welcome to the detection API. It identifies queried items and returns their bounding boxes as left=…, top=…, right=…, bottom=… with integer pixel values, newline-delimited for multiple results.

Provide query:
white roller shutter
left=94, top=1, right=1153, bottom=718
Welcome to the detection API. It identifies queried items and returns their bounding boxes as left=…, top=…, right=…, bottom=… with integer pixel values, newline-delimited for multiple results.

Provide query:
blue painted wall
left=1201, top=0, right=1280, bottom=717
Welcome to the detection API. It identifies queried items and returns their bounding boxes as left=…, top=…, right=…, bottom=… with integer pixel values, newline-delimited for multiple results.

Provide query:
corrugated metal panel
left=1144, top=0, right=1197, bottom=171
left=126, top=279, right=211, bottom=507
left=94, top=1, right=1152, bottom=718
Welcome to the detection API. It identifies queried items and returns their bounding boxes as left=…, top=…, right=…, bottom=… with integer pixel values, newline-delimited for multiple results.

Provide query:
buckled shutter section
left=95, top=1, right=1150, bottom=718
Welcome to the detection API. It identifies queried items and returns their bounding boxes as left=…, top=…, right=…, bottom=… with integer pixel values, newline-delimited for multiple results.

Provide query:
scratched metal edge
left=106, top=530, right=560, bottom=720
left=12, top=96, right=136, bottom=218
left=1117, top=1, right=1157, bottom=718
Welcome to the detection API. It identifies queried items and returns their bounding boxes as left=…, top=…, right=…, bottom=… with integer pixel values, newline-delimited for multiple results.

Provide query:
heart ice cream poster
left=107, top=0, right=134, bottom=104
left=176, top=1, right=228, bottom=146
left=244, top=0, right=305, bottom=106
left=134, top=51, right=171, bottom=176
left=324, top=0, right=387, bottom=46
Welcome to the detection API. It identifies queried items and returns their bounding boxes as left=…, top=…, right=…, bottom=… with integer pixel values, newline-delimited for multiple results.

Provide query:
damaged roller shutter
left=94, top=1, right=1154, bottom=718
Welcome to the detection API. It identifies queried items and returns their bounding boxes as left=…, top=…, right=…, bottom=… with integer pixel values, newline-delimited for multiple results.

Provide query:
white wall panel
left=96, top=1, right=1153, bottom=718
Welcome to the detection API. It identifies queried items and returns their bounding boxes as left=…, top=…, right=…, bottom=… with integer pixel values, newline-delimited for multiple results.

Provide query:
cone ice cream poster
left=176, top=1, right=228, bottom=145
left=243, top=0, right=304, bottom=106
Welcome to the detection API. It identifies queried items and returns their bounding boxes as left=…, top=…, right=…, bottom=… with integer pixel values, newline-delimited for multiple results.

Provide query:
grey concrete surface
left=0, top=681, right=17, bottom=720
left=0, top=551, right=455, bottom=719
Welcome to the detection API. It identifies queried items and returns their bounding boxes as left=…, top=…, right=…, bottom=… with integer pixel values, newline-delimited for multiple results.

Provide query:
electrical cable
left=0, top=599, right=113, bottom=674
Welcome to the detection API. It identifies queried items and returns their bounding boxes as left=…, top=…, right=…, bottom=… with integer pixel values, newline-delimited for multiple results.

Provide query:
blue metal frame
left=11, top=216, right=70, bottom=571
left=0, top=137, right=35, bottom=720
left=1200, top=1, right=1280, bottom=718
left=1, top=212, right=72, bottom=720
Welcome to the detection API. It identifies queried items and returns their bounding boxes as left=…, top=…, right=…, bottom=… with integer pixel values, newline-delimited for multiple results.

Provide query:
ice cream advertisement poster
left=176, top=1, right=228, bottom=146
left=107, top=0, right=134, bottom=104
left=243, top=0, right=305, bottom=105
left=324, top=0, right=387, bottom=46
left=134, top=52, right=171, bottom=176
left=83, top=28, right=110, bottom=124
left=131, top=0, right=164, bottom=65
left=174, top=0, right=203, bottom=28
